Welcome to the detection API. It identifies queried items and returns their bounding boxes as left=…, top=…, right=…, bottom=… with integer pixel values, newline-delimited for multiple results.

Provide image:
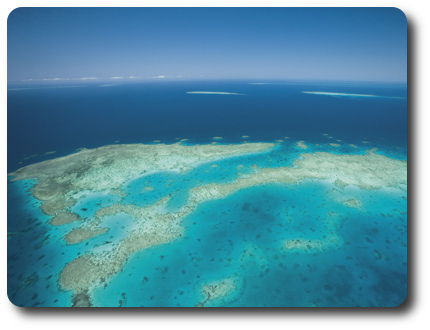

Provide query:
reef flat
left=180, top=150, right=405, bottom=258
left=188, top=149, right=407, bottom=207
left=50, top=211, right=80, bottom=226
left=9, top=142, right=274, bottom=217
left=8, top=142, right=276, bottom=306
left=8, top=141, right=407, bottom=307
left=58, top=145, right=405, bottom=305
left=60, top=197, right=190, bottom=306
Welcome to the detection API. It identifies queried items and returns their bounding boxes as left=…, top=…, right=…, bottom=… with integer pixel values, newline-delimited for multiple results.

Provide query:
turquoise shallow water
left=7, top=81, right=407, bottom=307
left=8, top=141, right=406, bottom=307
left=90, top=144, right=406, bottom=307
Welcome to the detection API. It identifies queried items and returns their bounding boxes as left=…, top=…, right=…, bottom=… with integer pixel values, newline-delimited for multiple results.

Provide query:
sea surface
left=7, top=80, right=407, bottom=307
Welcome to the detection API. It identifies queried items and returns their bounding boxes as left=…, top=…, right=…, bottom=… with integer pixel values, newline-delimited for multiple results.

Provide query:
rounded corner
left=7, top=7, right=24, bottom=25
left=7, top=291, right=23, bottom=308
left=390, top=7, right=408, bottom=26
left=391, top=290, right=408, bottom=308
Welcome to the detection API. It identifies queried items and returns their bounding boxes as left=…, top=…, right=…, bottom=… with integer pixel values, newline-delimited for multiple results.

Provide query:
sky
left=7, top=7, right=407, bottom=83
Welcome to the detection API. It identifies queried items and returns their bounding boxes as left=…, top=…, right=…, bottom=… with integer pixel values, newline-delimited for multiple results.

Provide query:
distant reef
left=186, top=91, right=246, bottom=95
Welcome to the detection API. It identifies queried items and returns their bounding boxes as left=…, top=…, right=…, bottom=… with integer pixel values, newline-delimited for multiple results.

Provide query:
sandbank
left=186, top=91, right=246, bottom=95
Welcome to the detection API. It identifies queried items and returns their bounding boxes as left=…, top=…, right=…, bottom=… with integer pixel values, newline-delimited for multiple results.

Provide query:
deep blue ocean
left=7, top=80, right=406, bottom=172
left=7, top=80, right=407, bottom=307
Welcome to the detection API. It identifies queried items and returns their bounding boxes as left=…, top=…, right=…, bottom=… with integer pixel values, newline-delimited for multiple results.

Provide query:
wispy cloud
left=19, top=75, right=189, bottom=82
left=42, top=77, right=67, bottom=81
left=21, top=77, right=100, bottom=82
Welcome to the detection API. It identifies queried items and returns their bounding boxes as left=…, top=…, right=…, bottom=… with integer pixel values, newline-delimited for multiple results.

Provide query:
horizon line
left=7, top=77, right=407, bottom=85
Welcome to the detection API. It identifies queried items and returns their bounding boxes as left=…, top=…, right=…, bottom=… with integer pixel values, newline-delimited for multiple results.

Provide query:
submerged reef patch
left=197, top=275, right=242, bottom=307
left=65, top=227, right=109, bottom=245
left=283, top=237, right=342, bottom=252
left=296, top=141, right=308, bottom=149
left=341, top=198, right=364, bottom=209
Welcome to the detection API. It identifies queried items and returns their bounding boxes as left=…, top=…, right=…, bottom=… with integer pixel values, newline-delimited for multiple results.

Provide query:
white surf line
left=302, top=91, right=405, bottom=99
left=186, top=91, right=246, bottom=95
